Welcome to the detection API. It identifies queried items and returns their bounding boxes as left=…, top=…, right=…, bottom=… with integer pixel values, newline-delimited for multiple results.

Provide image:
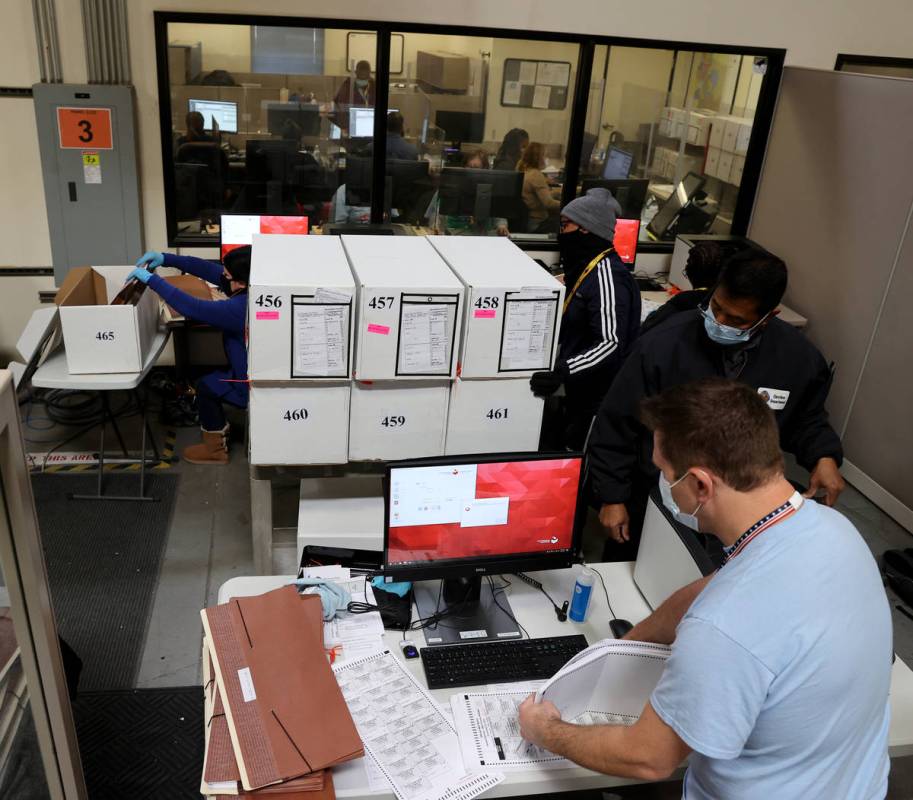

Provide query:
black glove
left=530, top=369, right=564, bottom=398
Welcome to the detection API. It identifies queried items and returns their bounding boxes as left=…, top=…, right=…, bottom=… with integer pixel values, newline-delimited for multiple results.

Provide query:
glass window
left=165, top=21, right=376, bottom=244
left=835, top=54, right=913, bottom=78
left=385, top=32, right=579, bottom=241
left=576, top=46, right=768, bottom=241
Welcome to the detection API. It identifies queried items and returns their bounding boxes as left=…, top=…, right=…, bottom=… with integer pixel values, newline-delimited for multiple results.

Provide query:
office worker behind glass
left=493, top=127, right=529, bottom=171
left=334, top=59, right=376, bottom=131
left=520, top=378, right=890, bottom=800
left=519, top=142, right=561, bottom=233
left=176, top=111, right=214, bottom=148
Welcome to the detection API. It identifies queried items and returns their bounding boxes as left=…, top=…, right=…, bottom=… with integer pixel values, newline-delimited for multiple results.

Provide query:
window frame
left=835, top=53, right=913, bottom=73
left=154, top=11, right=785, bottom=252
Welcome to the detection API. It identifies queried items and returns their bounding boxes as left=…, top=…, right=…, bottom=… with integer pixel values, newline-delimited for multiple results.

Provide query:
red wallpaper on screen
left=387, top=459, right=581, bottom=564
left=220, top=216, right=309, bottom=258
left=614, top=219, right=640, bottom=264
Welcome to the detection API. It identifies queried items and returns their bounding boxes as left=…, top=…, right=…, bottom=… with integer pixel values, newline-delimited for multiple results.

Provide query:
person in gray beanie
left=530, top=187, right=641, bottom=449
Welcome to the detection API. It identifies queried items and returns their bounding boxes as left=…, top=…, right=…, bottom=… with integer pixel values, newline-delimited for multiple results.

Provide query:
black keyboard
left=420, top=635, right=588, bottom=689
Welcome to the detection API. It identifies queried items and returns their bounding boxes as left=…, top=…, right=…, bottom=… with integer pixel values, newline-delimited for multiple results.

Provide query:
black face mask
left=558, top=229, right=611, bottom=285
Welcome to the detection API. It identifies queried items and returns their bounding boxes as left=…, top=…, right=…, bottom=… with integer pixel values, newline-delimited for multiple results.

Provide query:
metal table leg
left=250, top=471, right=273, bottom=575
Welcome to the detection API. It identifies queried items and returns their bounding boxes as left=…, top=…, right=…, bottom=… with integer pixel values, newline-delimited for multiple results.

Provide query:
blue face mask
left=658, top=472, right=703, bottom=531
left=355, top=78, right=369, bottom=89
left=700, top=304, right=767, bottom=346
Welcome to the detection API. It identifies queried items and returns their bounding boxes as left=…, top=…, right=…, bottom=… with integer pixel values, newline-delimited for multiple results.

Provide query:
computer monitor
left=383, top=453, right=585, bottom=645
left=602, top=146, right=633, bottom=180
left=435, top=110, right=485, bottom=143
left=646, top=172, right=706, bottom=241
left=613, top=219, right=640, bottom=266
left=188, top=99, right=238, bottom=134
left=344, top=158, right=432, bottom=222
left=348, top=107, right=400, bottom=138
left=220, top=214, right=309, bottom=258
left=438, top=167, right=524, bottom=224
left=265, top=102, right=321, bottom=138
left=580, top=179, right=649, bottom=220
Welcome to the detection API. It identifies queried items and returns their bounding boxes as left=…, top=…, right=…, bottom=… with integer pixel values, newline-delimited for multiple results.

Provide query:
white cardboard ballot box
left=55, top=266, right=160, bottom=374
left=341, top=235, right=464, bottom=381
left=428, top=236, right=564, bottom=379
left=249, top=383, right=350, bottom=465
left=248, top=234, right=355, bottom=381
left=444, top=377, right=544, bottom=455
left=297, top=477, right=385, bottom=558
left=348, top=380, right=450, bottom=461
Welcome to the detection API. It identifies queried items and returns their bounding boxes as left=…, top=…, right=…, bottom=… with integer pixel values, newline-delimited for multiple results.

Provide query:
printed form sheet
left=398, top=303, right=452, bottom=375
left=292, top=296, right=349, bottom=377
left=451, top=641, right=670, bottom=770
left=500, top=295, right=557, bottom=371
left=334, top=650, right=503, bottom=800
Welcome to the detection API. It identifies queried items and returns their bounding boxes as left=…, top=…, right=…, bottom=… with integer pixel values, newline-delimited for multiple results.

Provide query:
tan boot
left=182, top=424, right=229, bottom=465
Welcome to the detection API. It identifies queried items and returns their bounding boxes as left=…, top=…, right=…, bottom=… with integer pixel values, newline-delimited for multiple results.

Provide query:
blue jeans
left=196, top=379, right=230, bottom=431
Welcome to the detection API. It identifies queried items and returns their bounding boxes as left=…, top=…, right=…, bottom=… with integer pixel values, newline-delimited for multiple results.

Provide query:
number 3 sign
left=57, top=107, right=113, bottom=149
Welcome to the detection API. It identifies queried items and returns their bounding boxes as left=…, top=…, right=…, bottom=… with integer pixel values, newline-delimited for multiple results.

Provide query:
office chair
left=176, top=142, right=228, bottom=211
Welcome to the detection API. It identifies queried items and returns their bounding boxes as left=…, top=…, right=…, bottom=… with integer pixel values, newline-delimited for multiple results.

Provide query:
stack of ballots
left=200, top=586, right=363, bottom=798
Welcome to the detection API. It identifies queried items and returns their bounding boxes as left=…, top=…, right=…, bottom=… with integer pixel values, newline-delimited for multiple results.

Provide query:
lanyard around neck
left=723, top=492, right=803, bottom=562
left=563, top=248, right=613, bottom=314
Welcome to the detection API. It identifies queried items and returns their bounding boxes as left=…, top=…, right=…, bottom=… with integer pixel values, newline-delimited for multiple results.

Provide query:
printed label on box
left=237, top=667, right=256, bottom=702
left=474, top=309, right=497, bottom=319
left=256, top=311, right=280, bottom=320
left=367, top=323, right=390, bottom=335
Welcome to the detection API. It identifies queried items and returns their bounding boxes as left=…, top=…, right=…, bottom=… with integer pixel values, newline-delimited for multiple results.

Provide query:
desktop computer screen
left=188, top=99, right=238, bottom=134
left=602, top=146, right=633, bottom=180
left=220, top=214, right=309, bottom=258
left=348, top=107, right=400, bottom=138
left=385, top=454, right=583, bottom=576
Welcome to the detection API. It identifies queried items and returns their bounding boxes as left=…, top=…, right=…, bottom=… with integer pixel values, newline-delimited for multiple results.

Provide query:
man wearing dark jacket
left=127, top=246, right=250, bottom=465
left=531, top=188, right=641, bottom=449
left=589, top=248, right=845, bottom=559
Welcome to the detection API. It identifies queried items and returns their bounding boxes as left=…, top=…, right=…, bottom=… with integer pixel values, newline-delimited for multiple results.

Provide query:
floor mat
left=73, top=687, right=202, bottom=800
left=32, top=473, right=179, bottom=690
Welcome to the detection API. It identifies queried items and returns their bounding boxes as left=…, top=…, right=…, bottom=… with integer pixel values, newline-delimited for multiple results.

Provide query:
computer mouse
left=609, top=618, right=633, bottom=639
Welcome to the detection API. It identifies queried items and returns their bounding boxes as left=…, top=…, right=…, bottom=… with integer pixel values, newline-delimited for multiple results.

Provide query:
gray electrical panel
left=32, top=83, right=143, bottom=285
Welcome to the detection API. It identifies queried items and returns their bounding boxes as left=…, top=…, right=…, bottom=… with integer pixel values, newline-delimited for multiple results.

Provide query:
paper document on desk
left=640, top=298, right=662, bottom=323
left=334, top=650, right=504, bottom=800
left=452, top=641, right=670, bottom=770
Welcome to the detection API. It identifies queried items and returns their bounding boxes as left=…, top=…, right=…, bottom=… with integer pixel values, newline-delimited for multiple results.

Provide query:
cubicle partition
left=749, top=67, right=913, bottom=528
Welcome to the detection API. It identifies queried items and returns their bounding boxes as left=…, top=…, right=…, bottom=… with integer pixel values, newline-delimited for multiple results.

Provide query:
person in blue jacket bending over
left=126, top=245, right=250, bottom=465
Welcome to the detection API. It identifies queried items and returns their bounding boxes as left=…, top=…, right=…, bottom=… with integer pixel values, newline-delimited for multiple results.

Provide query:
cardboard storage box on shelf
left=428, top=236, right=564, bottom=379
left=342, top=235, right=464, bottom=381
left=249, top=383, right=350, bottom=465
left=348, top=380, right=450, bottom=461
left=685, top=111, right=714, bottom=146
left=717, top=152, right=735, bottom=184
left=297, top=477, right=384, bottom=558
left=444, top=377, right=544, bottom=455
left=708, top=116, right=731, bottom=150
left=55, top=266, right=160, bottom=374
left=730, top=154, right=746, bottom=186
left=705, top=147, right=722, bottom=180
left=735, top=121, right=752, bottom=154
left=248, top=234, right=355, bottom=381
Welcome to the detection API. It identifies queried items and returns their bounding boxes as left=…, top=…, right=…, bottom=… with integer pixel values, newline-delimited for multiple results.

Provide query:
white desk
left=31, top=329, right=171, bottom=501
left=216, top=564, right=913, bottom=797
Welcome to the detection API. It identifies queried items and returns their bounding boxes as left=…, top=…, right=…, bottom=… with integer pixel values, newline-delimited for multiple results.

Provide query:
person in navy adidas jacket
left=530, top=188, right=641, bottom=449
left=126, top=246, right=250, bottom=465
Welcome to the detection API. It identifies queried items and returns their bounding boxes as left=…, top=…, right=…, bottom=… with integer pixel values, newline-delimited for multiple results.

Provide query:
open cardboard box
left=55, top=266, right=160, bottom=374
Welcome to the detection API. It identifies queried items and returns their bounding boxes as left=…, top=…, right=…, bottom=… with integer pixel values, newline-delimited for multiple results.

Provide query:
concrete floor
left=19, top=392, right=913, bottom=795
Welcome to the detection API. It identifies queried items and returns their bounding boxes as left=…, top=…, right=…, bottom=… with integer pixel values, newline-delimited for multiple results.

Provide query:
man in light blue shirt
left=519, top=378, right=891, bottom=798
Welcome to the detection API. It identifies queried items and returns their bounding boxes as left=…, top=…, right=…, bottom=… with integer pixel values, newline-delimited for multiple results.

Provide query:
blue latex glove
left=371, top=577, right=412, bottom=598
left=135, top=251, right=165, bottom=270
left=124, top=267, right=152, bottom=285
left=294, top=578, right=352, bottom=620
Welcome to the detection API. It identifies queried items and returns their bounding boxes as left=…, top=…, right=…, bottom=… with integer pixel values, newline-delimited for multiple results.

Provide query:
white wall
left=3, top=0, right=913, bottom=266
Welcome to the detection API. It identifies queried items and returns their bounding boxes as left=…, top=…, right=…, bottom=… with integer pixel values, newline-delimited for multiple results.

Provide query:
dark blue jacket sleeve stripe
left=566, top=260, right=618, bottom=375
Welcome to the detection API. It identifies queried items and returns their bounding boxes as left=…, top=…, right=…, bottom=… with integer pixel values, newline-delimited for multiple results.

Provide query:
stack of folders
left=200, top=586, right=363, bottom=798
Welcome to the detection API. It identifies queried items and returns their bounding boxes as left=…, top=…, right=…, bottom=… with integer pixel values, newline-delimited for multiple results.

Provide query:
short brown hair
left=639, top=378, right=784, bottom=491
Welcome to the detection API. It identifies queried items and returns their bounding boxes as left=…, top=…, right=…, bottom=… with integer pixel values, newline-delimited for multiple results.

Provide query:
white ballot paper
left=503, top=80, right=522, bottom=105
left=451, top=640, right=670, bottom=770
left=532, top=85, right=551, bottom=110
left=398, top=303, right=450, bottom=374
left=640, top=298, right=662, bottom=323
left=293, top=301, right=349, bottom=377
left=334, top=650, right=504, bottom=800
left=500, top=296, right=557, bottom=371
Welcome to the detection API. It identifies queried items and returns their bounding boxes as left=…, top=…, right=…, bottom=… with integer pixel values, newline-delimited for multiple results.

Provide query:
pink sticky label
left=256, top=311, right=280, bottom=320
left=367, top=323, right=391, bottom=335
left=474, top=309, right=497, bottom=319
